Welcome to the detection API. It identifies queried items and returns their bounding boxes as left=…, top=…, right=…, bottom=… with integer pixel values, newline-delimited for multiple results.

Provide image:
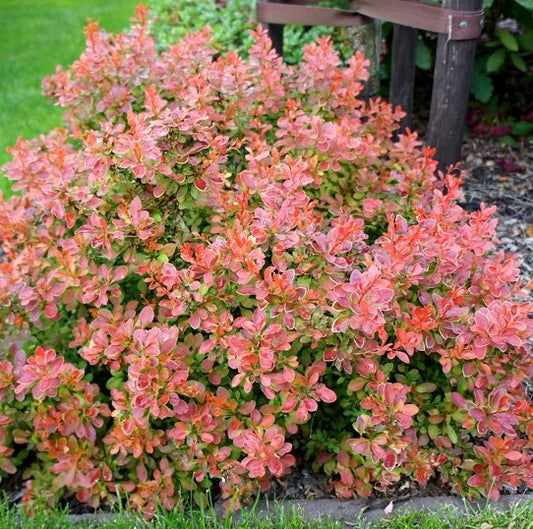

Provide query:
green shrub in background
left=381, top=0, right=533, bottom=137
left=147, top=0, right=256, bottom=53
left=147, top=0, right=533, bottom=141
left=466, top=0, right=533, bottom=141
left=146, top=0, right=353, bottom=64
left=472, top=0, right=533, bottom=104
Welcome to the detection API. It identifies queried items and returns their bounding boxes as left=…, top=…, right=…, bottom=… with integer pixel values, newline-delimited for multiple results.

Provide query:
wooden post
left=264, top=0, right=284, bottom=56
left=390, top=25, right=418, bottom=133
left=351, top=19, right=382, bottom=99
left=426, top=0, right=483, bottom=172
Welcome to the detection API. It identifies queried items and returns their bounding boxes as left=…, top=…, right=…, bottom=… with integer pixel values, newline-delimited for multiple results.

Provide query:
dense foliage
left=472, top=0, right=533, bottom=103
left=146, top=0, right=353, bottom=64
left=0, top=6, right=532, bottom=518
left=146, top=0, right=533, bottom=140
left=466, top=0, right=533, bottom=142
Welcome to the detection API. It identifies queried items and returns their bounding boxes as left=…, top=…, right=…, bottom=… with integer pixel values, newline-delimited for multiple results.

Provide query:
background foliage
left=467, top=0, right=533, bottom=142
left=146, top=0, right=353, bottom=63
left=146, top=0, right=533, bottom=141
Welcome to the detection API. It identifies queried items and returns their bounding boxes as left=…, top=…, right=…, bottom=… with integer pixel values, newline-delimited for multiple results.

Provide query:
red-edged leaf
left=0, top=460, right=16, bottom=474
left=348, top=439, right=367, bottom=454
left=44, top=304, right=59, bottom=319
left=139, top=305, right=155, bottom=327
left=114, top=265, right=129, bottom=281
left=383, top=452, right=396, bottom=469
left=316, top=385, right=337, bottom=403
left=355, top=358, right=377, bottom=377
left=402, top=404, right=419, bottom=416
left=199, top=339, right=216, bottom=354
left=340, top=468, right=353, bottom=486
left=450, top=392, right=467, bottom=409
left=348, top=378, right=367, bottom=392
left=504, top=451, right=523, bottom=462
left=467, top=473, right=486, bottom=487
left=463, top=363, right=477, bottom=377
left=337, top=450, right=350, bottom=466
left=194, top=178, right=207, bottom=191
left=469, top=408, right=486, bottom=421
left=136, top=463, right=148, bottom=482
left=332, top=317, right=348, bottom=333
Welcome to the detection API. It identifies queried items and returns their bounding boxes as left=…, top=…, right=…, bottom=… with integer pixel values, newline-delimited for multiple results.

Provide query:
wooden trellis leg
left=426, top=0, right=483, bottom=171
left=390, top=25, right=418, bottom=133
left=259, top=0, right=484, bottom=169
left=265, top=0, right=284, bottom=55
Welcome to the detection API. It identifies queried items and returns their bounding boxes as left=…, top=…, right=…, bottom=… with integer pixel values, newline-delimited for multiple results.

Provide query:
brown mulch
left=459, top=136, right=533, bottom=291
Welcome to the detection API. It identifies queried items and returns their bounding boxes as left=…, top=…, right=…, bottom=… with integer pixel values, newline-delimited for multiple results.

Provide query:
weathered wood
left=426, top=0, right=483, bottom=171
left=390, top=25, right=418, bottom=133
left=265, top=0, right=284, bottom=56
left=350, top=19, right=382, bottom=99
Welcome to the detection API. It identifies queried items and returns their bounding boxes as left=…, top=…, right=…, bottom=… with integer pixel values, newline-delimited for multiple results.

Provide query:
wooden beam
left=264, top=0, right=284, bottom=56
left=390, top=24, right=418, bottom=133
left=426, top=0, right=483, bottom=172
left=352, top=19, right=382, bottom=100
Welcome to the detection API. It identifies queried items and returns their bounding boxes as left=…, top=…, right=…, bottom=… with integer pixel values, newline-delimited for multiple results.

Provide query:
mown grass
left=0, top=0, right=138, bottom=195
left=0, top=499, right=532, bottom=529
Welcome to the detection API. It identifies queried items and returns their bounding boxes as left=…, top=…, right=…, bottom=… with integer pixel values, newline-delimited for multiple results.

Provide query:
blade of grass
left=0, top=499, right=532, bottom=529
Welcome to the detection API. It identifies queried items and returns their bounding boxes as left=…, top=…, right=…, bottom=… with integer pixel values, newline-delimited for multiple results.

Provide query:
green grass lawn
left=0, top=0, right=138, bottom=196
left=1, top=499, right=533, bottom=529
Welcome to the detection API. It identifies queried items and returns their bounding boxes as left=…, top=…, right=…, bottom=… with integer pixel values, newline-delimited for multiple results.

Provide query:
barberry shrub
left=145, top=0, right=354, bottom=64
left=0, top=5, right=532, bottom=518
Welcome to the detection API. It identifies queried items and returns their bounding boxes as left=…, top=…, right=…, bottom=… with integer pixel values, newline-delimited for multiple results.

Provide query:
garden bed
left=460, top=137, right=533, bottom=291
left=3, top=134, right=532, bottom=525
left=0, top=12, right=532, bottom=521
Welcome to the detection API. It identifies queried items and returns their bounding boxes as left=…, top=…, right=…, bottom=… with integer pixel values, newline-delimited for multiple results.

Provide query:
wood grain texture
left=264, top=0, right=284, bottom=56
left=390, top=25, right=418, bottom=133
left=426, top=0, right=483, bottom=171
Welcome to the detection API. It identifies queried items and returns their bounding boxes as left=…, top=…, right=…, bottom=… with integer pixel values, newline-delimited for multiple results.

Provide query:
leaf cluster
left=145, top=0, right=354, bottom=65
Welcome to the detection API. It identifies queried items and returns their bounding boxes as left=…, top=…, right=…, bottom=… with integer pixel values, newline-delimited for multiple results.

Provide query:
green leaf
left=514, top=0, right=533, bottom=9
left=518, top=30, right=533, bottom=53
left=415, top=39, right=433, bottom=70
left=486, top=48, right=507, bottom=72
left=470, top=68, right=494, bottom=102
left=451, top=411, right=465, bottom=422
left=509, top=52, right=528, bottom=72
left=106, top=375, right=125, bottom=390
left=496, top=28, right=519, bottom=51
left=499, top=135, right=519, bottom=147
left=447, top=424, right=458, bottom=444
left=512, top=120, right=533, bottom=136
left=428, top=424, right=440, bottom=439
left=415, top=382, right=437, bottom=393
